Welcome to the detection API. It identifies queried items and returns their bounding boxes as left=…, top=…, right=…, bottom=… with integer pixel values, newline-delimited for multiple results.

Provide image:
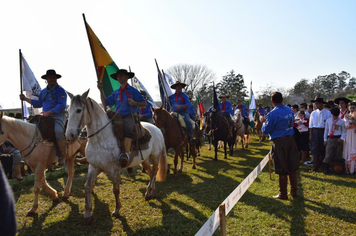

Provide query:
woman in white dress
left=343, top=102, right=356, bottom=174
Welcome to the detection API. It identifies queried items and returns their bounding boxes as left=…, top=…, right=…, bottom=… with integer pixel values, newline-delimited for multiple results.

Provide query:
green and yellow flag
left=83, top=14, right=120, bottom=97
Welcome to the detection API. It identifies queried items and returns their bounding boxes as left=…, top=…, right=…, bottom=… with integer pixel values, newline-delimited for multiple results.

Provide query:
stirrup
left=118, top=153, right=130, bottom=167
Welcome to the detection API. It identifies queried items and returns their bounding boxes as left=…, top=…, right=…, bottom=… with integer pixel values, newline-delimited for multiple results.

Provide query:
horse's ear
left=151, top=106, right=155, bottom=113
left=81, top=89, right=90, bottom=100
left=66, top=91, right=74, bottom=100
left=159, top=104, right=163, bottom=110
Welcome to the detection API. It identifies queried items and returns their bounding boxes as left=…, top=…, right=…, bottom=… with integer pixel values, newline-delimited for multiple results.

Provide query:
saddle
left=170, top=112, right=196, bottom=130
left=106, top=110, right=152, bottom=155
left=29, top=115, right=60, bottom=155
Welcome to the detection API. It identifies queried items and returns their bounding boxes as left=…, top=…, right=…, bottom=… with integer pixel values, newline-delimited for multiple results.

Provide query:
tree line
left=166, top=64, right=356, bottom=110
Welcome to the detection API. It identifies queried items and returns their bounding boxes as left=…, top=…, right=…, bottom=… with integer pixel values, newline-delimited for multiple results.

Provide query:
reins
left=77, top=97, right=127, bottom=139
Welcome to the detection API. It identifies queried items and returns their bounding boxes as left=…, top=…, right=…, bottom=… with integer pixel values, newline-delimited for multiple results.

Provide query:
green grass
left=10, top=135, right=356, bottom=235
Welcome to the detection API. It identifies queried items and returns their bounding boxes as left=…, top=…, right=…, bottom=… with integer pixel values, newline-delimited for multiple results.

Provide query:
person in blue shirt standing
left=98, top=69, right=146, bottom=167
left=236, top=99, right=250, bottom=134
left=262, top=92, right=299, bottom=200
left=169, top=81, right=196, bottom=144
left=139, top=91, right=154, bottom=124
left=217, top=95, right=233, bottom=137
left=20, top=69, right=67, bottom=166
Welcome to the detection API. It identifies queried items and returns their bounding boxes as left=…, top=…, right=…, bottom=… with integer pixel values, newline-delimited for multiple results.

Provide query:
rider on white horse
left=169, top=81, right=196, bottom=144
left=97, top=69, right=146, bottom=167
left=20, top=69, right=67, bottom=166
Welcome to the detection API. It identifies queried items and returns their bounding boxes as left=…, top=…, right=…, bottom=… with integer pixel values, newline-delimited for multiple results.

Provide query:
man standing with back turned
left=262, top=92, right=300, bottom=199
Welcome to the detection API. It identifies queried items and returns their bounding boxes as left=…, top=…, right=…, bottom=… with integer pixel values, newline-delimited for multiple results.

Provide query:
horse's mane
left=71, top=95, right=105, bottom=113
left=2, top=116, right=37, bottom=138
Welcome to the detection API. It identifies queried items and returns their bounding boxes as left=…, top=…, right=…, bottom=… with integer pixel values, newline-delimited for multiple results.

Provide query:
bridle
left=72, top=96, right=127, bottom=139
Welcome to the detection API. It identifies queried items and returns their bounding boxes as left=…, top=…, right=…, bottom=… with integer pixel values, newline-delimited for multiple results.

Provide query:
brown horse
left=153, top=106, right=197, bottom=175
left=0, top=112, right=87, bottom=216
left=254, top=111, right=266, bottom=143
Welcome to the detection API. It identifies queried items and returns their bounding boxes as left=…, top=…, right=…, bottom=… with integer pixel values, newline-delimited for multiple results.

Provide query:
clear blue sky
left=0, top=0, right=355, bottom=109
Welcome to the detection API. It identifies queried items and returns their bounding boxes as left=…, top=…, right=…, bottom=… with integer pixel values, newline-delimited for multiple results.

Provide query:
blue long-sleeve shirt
left=188, top=103, right=195, bottom=117
left=106, top=84, right=145, bottom=115
left=169, top=92, right=193, bottom=113
left=31, top=84, right=67, bottom=113
left=140, top=101, right=153, bottom=118
left=217, top=101, right=233, bottom=116
left=257, top=107, right=267, bottom=116
left=235, top=104, right=249, bottom=117
left=262, top=104, right=295, bottom=139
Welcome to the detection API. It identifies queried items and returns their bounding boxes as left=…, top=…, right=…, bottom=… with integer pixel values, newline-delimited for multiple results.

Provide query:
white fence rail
left=195, top=153, right=271, bottom=236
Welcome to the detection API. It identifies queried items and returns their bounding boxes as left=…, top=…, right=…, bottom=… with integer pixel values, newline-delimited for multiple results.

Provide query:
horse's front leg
left=178, top=146, right=184, bottom=173
left=190, top=144, right=197, bottom=169
left=111, top=167, right=122, bottom=218
left=63, top=152, right=76, bottom=201
left=224, top=141, right=228, bottom=159
left=213, top=139, right=218, bottom=161
left=83, top=165, right=99, bottom=225
left=208, top=136, right=212, bottom=150
left=28, top=165, right=59, bottom=216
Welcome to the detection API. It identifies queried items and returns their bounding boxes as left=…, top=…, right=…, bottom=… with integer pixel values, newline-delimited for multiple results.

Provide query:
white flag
left=21, top=54, right=42, bottom=99
left=23, top=101, right=29, bottom=119
left=248, top=82, right=256, bottom=128
left=131, top=76, right=157, bottom=108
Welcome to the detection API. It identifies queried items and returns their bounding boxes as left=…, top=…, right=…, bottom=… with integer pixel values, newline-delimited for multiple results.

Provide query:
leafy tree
left=216, top=70, right=247, bottom=103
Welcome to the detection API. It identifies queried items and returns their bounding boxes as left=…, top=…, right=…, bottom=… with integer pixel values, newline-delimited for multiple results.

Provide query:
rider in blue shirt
left=139, top=91, right=154, bottom=124
left=257, top=103, right=266, bottom=116
left=169, top=81, right=196, bottom=144
left=98, top=69, right=146, bottom=167
left=188, top=102, right=196, bottom=120
left=20, top=69, right=67, bottom=166
left=236, top=100, right=249, bottom=134
left=217, top=95, right=233, bottom=137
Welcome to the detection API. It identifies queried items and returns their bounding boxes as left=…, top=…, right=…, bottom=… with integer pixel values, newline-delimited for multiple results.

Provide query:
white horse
left=0, top=112, right=87, bottom=216
left=65, top=90, right=168, bottom=225
left=232, top=109, right=249, bottom=150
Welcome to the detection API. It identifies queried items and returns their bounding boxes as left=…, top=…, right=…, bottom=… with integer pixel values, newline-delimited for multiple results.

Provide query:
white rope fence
left=195, top=152, right=271, bottom=236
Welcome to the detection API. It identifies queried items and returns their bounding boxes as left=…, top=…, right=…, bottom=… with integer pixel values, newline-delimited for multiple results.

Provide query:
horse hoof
left=112, top=211, right=120, bottom=218
left=192, top=165, right=196, bottom=169
left=145, top=194, right=153, bottom=201
left=53, top=198, right=60, bottom=204
left=208, top=148, right=211, bottom=150
left=62, top=196, right=69, bottom=202
left=27, top=211, right=36, bottom=217
left=83, top=216, right=94, bottom=225
left=213, top=159, right=218, bottom=161
left=197, top=153, right=200, bottom=156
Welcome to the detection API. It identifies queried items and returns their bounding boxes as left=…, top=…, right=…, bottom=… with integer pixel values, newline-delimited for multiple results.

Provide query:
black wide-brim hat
left=334, top=97, right=351, bottom=105
left=219, top=95, right=230, bottom=99
left=110, top=69, right=135, bottom=80
left=310, top=97, right=327, bottom=104
left=170, top=81, right=187, bottom=89
left=41, top=69, right=61, bottom=79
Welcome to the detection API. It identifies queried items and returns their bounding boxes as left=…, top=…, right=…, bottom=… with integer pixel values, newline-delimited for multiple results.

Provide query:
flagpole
left=82, top=13, right=100, bottom=82
left=161, top=69, right=172, bottom=110
left=19, top=49, right=24, bottom=120
left=155, top=59, right=171, bottom=110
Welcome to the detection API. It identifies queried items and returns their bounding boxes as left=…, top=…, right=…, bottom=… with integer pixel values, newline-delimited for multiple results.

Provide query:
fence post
left=219, top=204, right=226, bottom=236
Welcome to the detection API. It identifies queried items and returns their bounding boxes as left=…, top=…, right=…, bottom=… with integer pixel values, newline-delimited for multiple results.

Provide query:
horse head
left=0, top=111, right=7, bottom=140
left=66, top=89, right=91, bottom=140
left=152, top=106, right=171, bottom=133
left=233, top=109, right=242, bottom=123
left=254, top=111, right=260, bottom=122
left=210, top=110, right=218, bottom=130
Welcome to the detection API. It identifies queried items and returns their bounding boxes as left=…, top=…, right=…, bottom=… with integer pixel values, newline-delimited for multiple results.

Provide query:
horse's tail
left=156, top=147, right=167, bottom=182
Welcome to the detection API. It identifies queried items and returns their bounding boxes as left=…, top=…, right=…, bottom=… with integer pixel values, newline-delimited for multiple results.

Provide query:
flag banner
left=213, top=82, right=219, bottom=109
left=248, top=82, right=256, bottom=128
left=23, top=101, right=29, bottom=119
left=21, top=53, right=41, bottom=99
left=84, top=19, right=120, bottom=98
left=132, top=76, right=157, bottom=108
left=196, top=94, right=205, bottom=130
left=158, top=72, right=174, bottom=110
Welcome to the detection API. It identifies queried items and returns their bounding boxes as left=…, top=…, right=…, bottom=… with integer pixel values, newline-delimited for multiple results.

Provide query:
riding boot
left=273, top=174, right=288, bottom=200
left=13, top=164, right=23, bottom=181
left=119, top=137, right=132, bottom=167
left=57, top=139, right=67, bottom=167
left=288, top=171, right=297, bottom=197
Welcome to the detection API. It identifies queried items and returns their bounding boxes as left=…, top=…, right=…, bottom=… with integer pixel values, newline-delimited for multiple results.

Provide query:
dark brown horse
left=203, top=112, right=213, bottom=150
left=210, top=110, right=235, bottom=160
left=152, top=107, right=197, bottom=175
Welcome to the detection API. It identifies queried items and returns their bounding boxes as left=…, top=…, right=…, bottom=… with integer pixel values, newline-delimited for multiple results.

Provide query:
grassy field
left=9, top=135, right=356, bottom=235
